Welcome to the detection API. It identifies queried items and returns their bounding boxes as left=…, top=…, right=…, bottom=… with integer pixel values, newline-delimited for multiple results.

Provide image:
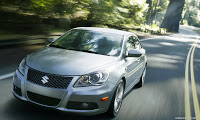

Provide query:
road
left=0, top=25, right=200, bottom=120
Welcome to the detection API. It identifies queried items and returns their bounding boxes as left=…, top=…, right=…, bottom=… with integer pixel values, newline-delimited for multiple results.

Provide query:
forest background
left=0, top=0, right=199, bottom=37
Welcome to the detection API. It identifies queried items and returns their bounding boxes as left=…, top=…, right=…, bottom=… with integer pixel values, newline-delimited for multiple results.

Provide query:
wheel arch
left=121, top=76, right=126, bottom=90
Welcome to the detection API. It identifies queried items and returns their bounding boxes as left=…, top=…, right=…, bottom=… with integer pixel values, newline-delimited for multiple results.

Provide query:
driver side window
left=126, top=36, right=135, bottom=52
left=125, top=36, right=142, bottom=55
left=134, top=37, right=142, bottom=50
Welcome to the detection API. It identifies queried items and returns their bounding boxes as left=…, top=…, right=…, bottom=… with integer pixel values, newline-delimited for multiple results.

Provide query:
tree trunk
left=146, top=0, right=153, bottom=25
left=146, top=0, right=160, bottom=25
left=153, top=0, right=160, bottom=24
left=160, top=0, right=185, bottom=32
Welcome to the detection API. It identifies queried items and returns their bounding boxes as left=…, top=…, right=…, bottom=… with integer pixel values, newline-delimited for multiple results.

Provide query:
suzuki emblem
left=41, top=76, right=49, bottom=84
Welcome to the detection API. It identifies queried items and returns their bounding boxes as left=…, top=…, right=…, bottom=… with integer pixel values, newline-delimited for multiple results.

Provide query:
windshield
left=50, top=29, right=123, bottom=56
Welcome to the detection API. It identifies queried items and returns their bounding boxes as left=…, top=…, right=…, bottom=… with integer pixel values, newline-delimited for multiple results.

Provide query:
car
left=13, top=27, right=147, bottom=117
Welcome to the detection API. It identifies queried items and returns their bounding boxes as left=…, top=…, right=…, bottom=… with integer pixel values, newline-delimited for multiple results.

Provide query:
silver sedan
left=13, top=27, right=147, bottom=117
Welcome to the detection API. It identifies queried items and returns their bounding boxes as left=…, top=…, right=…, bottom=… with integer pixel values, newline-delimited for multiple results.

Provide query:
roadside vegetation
left=0, top=0, right=200, bottom=38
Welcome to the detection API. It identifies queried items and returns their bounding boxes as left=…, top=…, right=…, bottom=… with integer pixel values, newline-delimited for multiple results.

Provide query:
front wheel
left=107, top=80, right=124, bottom=117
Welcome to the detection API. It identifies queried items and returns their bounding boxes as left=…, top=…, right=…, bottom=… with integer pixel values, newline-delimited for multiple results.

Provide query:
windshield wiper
left=50, top=45, right=66, bottom=49
left=75, top=49, right=111, bottom=56
left=58, top=48, right=110, bottom=56
left=79, top=50, right=99, bottom=54
left=68, top=49, right=100, bottom=54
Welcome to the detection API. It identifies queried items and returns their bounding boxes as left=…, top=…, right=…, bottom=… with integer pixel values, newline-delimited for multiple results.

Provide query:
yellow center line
left=185, top=42, right=194, bottom=119
left=190, top=42, right=200, bottom=120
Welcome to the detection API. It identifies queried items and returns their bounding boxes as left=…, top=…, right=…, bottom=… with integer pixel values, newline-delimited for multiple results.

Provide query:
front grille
left=27, top=91, right=61, bottom=106
left=27, top=68, right=73, bottom=89
left=66, top=101, right=98, bottom=110
left=13, top=85, right=22, bottom=96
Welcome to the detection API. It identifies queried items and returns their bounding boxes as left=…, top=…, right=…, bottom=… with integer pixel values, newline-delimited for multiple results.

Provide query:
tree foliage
left=1, top=0, right=200, bottom=32
left=0, top=0, right=148, bottom=28
left=182, top=0, right=200, bottom=27
left=146, top=0, right=169, bottom=25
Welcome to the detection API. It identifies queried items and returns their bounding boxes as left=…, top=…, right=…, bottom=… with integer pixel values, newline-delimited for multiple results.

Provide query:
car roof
left=73, top=27, right=135, bottom=36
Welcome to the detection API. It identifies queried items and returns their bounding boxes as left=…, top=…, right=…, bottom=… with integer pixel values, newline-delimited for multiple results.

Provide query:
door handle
left=137, top=58, right=140, bottom=61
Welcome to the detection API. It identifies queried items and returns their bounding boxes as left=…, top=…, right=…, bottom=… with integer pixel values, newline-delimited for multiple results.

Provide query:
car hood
left=26, top=47, right=118, bottom=75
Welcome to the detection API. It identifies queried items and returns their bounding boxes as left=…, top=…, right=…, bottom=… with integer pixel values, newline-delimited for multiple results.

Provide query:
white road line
left=0, top=72, right=15, bottom=80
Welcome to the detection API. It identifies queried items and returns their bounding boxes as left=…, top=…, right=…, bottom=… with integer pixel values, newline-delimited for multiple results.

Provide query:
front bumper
left=13, top=68, right=115, bottom=115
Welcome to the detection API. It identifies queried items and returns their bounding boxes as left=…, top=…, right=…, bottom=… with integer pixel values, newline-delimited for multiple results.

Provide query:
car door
left=134, top=36, right=146, bottom=76
left=124, top=35, right=144, bottom=90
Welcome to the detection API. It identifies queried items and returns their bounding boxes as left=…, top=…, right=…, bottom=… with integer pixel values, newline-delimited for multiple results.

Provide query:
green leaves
left=88, top=0, right=148, bottom=26
left=1, top=0, right=149, bottom=28
left=183, top=0, right=200, bottom=27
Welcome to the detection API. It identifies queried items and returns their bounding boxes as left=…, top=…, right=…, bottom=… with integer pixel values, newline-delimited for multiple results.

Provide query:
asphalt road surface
left=0, top=25, right=200, bottom=120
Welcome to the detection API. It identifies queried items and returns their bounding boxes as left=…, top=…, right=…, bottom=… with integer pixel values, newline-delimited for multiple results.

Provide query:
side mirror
left=127, top=49, right=142, bottom=57
left=49, top=38, right=55, bottom=43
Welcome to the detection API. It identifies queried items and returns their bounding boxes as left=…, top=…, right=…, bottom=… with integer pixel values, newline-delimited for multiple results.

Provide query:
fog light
left=66, top=101, right=98, bottom=110
left=101, top=96, right=108, bottom=102
left=82, top=103, right=89, bottom=108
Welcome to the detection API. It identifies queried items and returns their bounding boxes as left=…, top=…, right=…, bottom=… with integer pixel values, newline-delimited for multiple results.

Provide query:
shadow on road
left=1, top=29, right=200, bottom=120
left=3, top=97, right=112, bottom=120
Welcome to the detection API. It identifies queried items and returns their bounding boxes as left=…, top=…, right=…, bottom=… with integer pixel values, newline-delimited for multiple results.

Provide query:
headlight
left=18, top=58, right=26, bottom=75
left=74, top=71, right=109, bottom=87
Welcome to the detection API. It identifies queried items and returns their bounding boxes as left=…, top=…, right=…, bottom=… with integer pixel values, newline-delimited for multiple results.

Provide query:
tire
left=107, top=80, right=124, bottom=117
left=136, top=65, right=146, bottom=87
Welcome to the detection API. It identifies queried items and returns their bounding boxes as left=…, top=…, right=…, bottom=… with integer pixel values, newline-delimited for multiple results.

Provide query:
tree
left=87, top=0, right=148, bottom=27
left=146, top=0, right=169, bottom=25
left=160, top=0, right=185, bottom=32
left=146, top=0, right=160, bottom=25
left=182, top=0, right=200, bottom=27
